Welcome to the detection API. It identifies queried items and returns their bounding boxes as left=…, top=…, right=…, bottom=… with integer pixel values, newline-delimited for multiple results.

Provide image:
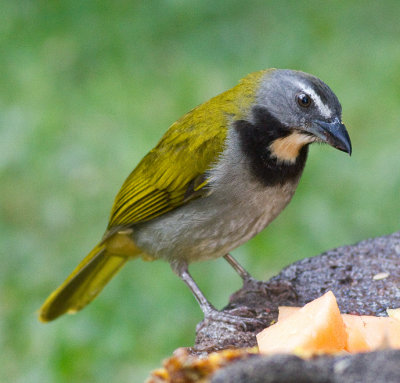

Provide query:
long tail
left=39, top=236, right=138, bottom=322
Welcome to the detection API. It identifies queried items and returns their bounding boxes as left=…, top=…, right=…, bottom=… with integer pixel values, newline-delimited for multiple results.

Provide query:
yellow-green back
left=107, top=69, right=268, bottom=229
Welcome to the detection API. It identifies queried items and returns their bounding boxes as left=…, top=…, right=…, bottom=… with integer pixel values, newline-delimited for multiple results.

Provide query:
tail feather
left=39, top=242, right=129, bottom=322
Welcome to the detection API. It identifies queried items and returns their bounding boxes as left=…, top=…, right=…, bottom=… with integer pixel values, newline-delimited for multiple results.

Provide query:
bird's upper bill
left=309, top=118, right=352, bottom=155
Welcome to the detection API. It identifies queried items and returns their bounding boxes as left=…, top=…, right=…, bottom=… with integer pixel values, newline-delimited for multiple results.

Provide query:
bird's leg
left=223, top=253, right=253, bottom=282
left=171, top=261, right=262, bottom=329
left=172, top=261, right=216, bottom=316
left=223, top=253, right=262, bottom=290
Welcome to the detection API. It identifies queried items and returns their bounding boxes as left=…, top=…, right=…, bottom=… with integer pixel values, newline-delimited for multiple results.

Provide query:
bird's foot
left=198, top=306, right=266, bottom=332
left=242, top=275, right=266, bottom=291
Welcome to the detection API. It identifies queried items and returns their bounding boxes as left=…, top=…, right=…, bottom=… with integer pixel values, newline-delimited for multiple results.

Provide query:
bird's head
left=251, top=69, right=352, bottom=163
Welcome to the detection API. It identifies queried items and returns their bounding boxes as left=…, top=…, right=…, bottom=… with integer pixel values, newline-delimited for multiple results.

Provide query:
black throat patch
left=235, top=106, right=309, bottom=187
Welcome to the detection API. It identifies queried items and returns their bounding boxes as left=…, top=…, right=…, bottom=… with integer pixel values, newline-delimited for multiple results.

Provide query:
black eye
left=297, top=93, right=312, bottom=108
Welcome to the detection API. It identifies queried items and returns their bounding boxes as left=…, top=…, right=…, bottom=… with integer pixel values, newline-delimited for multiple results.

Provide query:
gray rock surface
left=194, top=231, right=400, bottom=353
left=211, top=350, right=400, bottom=383
left=191, top=231, right=400, bottom=382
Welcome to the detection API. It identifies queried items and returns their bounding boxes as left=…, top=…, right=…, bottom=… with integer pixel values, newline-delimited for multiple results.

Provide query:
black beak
left=310, top=119, right=352, bottom=155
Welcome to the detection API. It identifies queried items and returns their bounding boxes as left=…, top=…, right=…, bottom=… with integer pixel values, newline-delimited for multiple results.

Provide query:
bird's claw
left=200, top=308, right=266, bottom=331
left=242, top=276, right=266, bottom=291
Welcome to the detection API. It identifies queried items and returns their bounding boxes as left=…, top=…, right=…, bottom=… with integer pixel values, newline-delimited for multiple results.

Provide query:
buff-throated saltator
left=39, top=69, right=351, bottom=325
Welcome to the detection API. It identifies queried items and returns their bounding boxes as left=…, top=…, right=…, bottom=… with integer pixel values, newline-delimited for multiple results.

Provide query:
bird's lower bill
left=309, top=119, right=352, bottom=155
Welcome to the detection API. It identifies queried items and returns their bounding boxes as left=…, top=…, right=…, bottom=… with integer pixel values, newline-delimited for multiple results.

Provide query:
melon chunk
left=277, top=306, right=301, bottom=322
left=342, top=314, right=400, bottom=351
left=257, top=291, right=347, bottom=354
left=278, top=307, right=370, bottom=352
left=387, top=308, right=400, bottom=322
left=259, top=295, right=400, bottom=355
left=341, top=315, right=370, bottom=352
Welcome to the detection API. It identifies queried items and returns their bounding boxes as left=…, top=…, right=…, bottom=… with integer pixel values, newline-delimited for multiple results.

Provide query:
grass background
left=2, top=1, right=400, bottom=381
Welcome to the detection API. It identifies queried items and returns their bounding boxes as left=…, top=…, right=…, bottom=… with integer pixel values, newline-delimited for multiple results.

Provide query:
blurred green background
left=2, top=1, right=400, bottom=381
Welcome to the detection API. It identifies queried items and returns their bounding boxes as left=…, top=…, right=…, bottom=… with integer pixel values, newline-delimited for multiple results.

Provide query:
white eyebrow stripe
left=296, top=81, right=332, bottom=118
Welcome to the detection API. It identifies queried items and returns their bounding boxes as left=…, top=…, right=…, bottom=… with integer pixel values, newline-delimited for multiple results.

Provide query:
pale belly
left=132, top=179, right=298, bottom=264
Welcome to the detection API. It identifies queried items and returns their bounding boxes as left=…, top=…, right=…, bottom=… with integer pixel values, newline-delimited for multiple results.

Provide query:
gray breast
left=132, top=128, right=301, bottom=264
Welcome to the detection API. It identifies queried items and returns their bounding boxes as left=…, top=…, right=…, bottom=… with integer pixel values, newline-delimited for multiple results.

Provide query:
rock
left=211, top=350, right=400, bottom=383
left=148, top=232, right=400, bottom=382
left=194, top=231, right=400, bottom=354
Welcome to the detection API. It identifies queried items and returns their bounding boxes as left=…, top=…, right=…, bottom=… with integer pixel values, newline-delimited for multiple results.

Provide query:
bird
left=39, top=68, right=352, bottom=325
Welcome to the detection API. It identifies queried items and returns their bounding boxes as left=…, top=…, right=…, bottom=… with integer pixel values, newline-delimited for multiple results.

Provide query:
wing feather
left=107, top=70, right=266, bottom=229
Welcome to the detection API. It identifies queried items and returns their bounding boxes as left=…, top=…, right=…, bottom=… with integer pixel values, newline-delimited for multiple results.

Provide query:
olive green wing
left=107, top=108, right=228, bottom=229
left=107, top=70, right=266, bottom=230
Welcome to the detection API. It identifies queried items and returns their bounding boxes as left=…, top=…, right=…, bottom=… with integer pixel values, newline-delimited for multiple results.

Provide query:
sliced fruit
left=277, top=306, right=300, bottom=322
left=260, top=295, right=400, bottom=355
left=342, top=314, right=400, bottom=351
left=257, top=291, right=347, bottom=355
left=387, top=308, right=400, bottom=322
